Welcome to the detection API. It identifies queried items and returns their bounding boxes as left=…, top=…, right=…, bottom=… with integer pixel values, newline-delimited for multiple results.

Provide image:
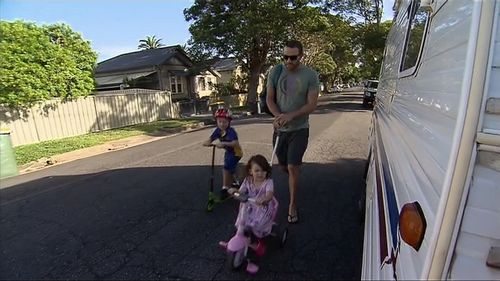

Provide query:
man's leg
left=285, top=128, right=309, bottom=223
left=287, top=164, right=300, bottom=221
left=273, top=131, right=288, bottom=172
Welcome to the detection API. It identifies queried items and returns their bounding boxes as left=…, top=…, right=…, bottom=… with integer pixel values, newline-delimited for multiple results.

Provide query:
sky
left=1, top=0, right=394, bottom=62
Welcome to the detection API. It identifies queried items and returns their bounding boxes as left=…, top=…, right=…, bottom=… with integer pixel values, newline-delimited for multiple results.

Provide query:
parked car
left=362, top=79, right=378, bottom=107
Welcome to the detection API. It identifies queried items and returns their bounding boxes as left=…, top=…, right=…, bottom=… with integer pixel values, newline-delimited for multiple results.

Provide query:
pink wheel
left=246, top=262, right=259, bottom=274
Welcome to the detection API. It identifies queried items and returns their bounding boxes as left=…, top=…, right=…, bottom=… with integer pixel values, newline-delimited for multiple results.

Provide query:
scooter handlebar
left=232, top=192, right=256, bottom=203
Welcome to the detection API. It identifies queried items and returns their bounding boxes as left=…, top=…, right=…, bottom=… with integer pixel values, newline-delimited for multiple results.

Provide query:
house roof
left=95, top=45, right=192, bottom=74
left=95, top=71, right=156, bottom=86
left=211, top=57, right=238, bottom=71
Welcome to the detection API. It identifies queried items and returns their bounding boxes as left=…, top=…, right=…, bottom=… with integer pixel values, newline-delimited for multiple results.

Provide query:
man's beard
left=286, top=62, right=299, bottom=70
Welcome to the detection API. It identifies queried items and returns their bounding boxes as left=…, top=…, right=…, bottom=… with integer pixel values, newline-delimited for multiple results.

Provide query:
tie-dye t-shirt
left=267, top=64, right=320, bottom=132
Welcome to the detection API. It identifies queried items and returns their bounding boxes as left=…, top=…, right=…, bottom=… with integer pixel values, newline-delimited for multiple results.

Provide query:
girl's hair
left=245, top=154, right=272, bottom=178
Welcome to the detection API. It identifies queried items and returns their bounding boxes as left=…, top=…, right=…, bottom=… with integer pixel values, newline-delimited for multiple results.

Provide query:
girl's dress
left=235, top=177, right=278, bottom=238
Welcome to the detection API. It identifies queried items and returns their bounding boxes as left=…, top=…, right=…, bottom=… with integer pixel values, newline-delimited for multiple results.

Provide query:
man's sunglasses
left=283, top=55, right=299, bottom=61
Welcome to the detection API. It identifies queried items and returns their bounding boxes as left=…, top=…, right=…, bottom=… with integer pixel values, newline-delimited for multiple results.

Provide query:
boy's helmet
left=214, top=108, right=232, bottom=120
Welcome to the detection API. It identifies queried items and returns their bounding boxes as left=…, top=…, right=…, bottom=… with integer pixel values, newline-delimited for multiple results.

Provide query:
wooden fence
left=0, top=89, right=176, bottom=147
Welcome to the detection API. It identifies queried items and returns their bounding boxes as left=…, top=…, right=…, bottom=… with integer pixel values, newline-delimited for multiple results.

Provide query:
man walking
left=266, top=40, right=320, bottom=224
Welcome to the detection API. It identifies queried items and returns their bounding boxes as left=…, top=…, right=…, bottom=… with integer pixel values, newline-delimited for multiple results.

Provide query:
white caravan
left=362, top=0, right=500, bottom=279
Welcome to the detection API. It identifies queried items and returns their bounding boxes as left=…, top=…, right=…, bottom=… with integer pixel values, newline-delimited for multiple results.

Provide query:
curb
left=16, top=114, right=268, bottom=175
left=17, top=122, right=210, bottom=175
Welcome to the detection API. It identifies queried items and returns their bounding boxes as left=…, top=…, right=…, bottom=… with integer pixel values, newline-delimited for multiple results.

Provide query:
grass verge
left=14, top=119, right=201, bottom=166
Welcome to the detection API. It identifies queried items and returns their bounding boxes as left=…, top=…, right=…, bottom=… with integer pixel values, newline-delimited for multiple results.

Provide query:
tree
left=138, top=35, right=164, bottom=50
left=321, top=0, right=384, bottom=24
left=290, top=7, right=336, bottom=91
left=355, top=20, right=392, bottom=79
left=184, top=0, right=312, bottom=112
left=0, top=21, right=97, bottom=108
left=290, top=8, right=357, bottom=90
left=318, top=0, right=391, bottom=81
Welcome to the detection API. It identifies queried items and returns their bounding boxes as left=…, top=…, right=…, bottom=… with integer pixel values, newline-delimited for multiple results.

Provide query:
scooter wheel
left=280, top=228, right=288, bottom=248
left=226, top=249, right=246, bottom=271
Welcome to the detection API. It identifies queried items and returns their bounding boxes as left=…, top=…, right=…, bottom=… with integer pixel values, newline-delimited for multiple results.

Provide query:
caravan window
left=400, top=0, right=429, bottom=73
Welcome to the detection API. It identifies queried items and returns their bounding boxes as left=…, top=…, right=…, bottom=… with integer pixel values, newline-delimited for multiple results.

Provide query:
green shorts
left=272, top=128, right=309, bottom=166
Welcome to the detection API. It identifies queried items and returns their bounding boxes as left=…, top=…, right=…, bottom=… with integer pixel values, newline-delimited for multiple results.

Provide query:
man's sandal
left=287, top=210, right=299, bottom=224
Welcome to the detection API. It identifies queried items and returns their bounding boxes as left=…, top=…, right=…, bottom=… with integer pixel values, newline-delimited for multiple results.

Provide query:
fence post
left=92, top=95, right=102, bottom=132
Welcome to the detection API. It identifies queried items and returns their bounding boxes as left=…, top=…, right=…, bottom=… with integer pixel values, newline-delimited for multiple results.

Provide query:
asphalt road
left=0, top=90, right=372, bottom=280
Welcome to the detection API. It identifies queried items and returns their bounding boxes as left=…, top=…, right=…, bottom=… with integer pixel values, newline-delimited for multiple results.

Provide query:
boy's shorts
left=273, top=128, right=309, bottom=166
left=224, top=153, right=241, bottom=174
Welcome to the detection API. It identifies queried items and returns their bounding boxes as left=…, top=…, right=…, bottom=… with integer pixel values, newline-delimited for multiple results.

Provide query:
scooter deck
left=206, top=191, right=233, bottom=212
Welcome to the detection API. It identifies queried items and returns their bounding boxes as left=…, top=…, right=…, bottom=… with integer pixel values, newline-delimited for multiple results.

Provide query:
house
left=211, top=57, right=266, bottom=94
left=94, top=45, right=219, bottom=100
left=194, top=69, right=219, bottom=98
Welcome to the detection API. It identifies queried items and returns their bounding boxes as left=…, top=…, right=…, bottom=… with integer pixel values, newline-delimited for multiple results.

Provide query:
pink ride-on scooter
left=219, top=191, right=288, bottom=274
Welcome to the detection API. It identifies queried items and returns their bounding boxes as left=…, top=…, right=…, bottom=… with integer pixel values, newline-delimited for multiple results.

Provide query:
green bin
left=0, top=129, right=18, bottom=179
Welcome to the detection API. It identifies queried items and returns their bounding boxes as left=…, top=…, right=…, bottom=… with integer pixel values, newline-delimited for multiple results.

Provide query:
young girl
left=228, top=154, right=278, bottom=238
left=203, top=108, right=243, bottom=200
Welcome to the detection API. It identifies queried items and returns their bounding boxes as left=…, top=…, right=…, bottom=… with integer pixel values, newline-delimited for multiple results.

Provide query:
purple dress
left=235, top=177, right=279, bottom=238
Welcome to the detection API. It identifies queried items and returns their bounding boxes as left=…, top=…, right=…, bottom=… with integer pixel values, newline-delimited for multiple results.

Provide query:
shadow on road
left=1, top=157, right=366, bottom=280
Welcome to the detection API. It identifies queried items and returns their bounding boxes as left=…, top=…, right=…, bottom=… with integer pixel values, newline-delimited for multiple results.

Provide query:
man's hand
left=273, top=116, right=282, bottom=129
left=215, top=143, right=225, bottom=149
left=274, top=113, right=294, bottom=128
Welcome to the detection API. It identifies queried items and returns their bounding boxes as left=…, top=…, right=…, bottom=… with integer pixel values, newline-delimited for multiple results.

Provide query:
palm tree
left=138, top=35, right=164, bottom=50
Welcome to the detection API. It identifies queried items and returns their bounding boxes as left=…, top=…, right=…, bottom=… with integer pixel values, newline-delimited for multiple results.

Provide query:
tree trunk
left=247, top=63, right=263, bottom=114
left=374, top=0, right=382, bottom=25
left=245, top=37, right=269, bottom=114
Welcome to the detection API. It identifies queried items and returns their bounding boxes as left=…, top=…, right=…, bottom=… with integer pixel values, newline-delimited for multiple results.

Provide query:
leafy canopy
left=0, top=20, right=97, bottom=108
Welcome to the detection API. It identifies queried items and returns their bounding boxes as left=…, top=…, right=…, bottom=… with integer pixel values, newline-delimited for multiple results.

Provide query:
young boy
left=203, top=108, right=243, bottom=199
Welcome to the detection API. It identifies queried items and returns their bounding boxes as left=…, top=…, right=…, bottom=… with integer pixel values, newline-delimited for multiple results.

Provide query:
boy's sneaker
left=219, top=188, right=229, bottom=200
left=231, top=179, right=240, bottom=188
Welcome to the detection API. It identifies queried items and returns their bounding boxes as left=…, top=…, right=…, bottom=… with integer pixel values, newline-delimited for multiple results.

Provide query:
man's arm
left=266, top=83, right=281, bottom=117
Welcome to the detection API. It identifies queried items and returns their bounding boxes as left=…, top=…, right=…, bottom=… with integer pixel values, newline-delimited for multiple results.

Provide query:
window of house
left=198, top=77, right=206, bottom=91
left=400, top=0, right=429, bottom=74
left=207, top=77, right=212, bottom=90
left=170, top=76, right=183, bottom=93
left=170, top=76, right=177, bottom=93
left=177, top=79, right=182, bottom=93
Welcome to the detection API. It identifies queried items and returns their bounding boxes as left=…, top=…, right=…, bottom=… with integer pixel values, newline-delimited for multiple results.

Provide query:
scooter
left=206, top=144, right=240, bottom=212
left=220, top=191, right=288, bottom=274
left=206, top=132, right=281, bottom=212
